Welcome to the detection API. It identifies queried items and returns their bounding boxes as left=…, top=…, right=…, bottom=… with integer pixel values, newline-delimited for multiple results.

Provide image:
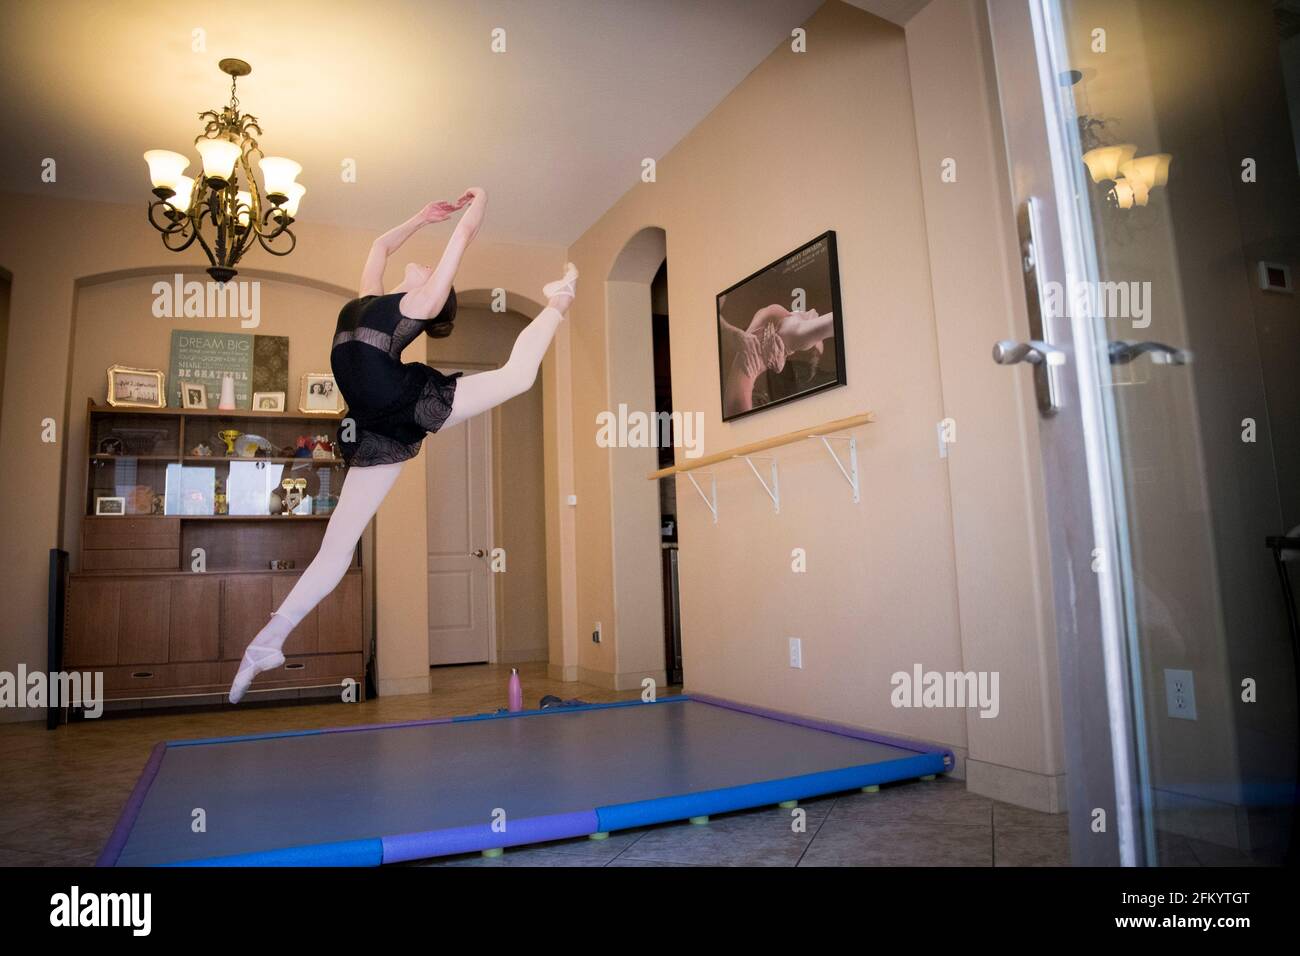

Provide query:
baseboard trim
left=575, top=666, right=667, bottom=692
left=966, top=758, right=1067, bottom=813
left=376, top=674, right=432, bottom=697
left=1152, top=786, right=1248, bottom=850
left=547, top=662, right=579, bottom=682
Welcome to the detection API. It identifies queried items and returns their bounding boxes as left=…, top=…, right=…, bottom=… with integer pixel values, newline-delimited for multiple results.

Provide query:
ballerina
left=228, top=187, right=578, bottom=703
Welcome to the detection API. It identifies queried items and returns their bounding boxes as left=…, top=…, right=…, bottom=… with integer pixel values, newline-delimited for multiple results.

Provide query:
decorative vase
left=218, top=373, right=236, bottom=410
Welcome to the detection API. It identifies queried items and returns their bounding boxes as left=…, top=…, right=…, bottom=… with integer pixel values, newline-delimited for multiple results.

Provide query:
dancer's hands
left=417, top=199, right=464, bottom=224
left=458, top=187, right=487, bottom=206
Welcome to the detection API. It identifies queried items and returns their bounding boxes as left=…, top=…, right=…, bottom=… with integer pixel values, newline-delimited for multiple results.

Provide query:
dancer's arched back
left=229, top=188, right=577, bottom=702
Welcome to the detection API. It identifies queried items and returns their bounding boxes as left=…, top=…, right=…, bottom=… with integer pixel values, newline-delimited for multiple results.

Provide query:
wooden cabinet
left=221, top=575, right=273, bottom=660
left=65, top=402, right=366, bottom=706
left=66, top=570, right=364, bottom=702
left=66, top=578, right=120, bottom=667
left=169, top=576, right=222, bottom=662
left=318, top=574, right=362, bottom=654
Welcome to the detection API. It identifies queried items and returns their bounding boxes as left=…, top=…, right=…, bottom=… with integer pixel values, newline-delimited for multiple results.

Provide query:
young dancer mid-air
left=229, top=187, right=577, bottom=702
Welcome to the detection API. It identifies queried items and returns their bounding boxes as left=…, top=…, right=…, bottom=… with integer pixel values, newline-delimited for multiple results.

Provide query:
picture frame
left=105, top=365, right=166, bottom=409
left=95, top=496, right=126, bottom=516
left=252, top=391, right=286, bottom=412
left=715, top=230, right=846, bottom=422
left=298, top=373, right=345, bottom=414
left=180, top=381, right=208, bottom=409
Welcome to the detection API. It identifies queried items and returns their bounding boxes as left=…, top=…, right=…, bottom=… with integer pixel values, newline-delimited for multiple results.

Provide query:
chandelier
left=143, top=58, right=303, bottom=283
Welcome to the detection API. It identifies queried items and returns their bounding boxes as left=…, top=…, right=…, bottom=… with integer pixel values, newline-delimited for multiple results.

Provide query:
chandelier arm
left=147, top=199, right=189, bottom=236
left=255, top=226, right=297, bottom=257
left=253, top=204, right=291, bottom=239
left=163, top=230, right=199, bottom=254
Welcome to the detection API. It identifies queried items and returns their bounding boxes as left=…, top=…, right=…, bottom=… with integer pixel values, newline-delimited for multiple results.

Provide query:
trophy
left=217, top=429, right=241, bottom=456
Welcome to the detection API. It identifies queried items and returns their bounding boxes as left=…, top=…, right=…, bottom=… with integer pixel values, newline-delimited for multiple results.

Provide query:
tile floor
left=0, top=663, right=1275, bottom=866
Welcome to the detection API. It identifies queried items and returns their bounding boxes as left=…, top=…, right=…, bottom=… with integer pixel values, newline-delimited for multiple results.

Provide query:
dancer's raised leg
left=228, top=461, right=404, bottom=703
left=439, top=263, right=577, bottom=428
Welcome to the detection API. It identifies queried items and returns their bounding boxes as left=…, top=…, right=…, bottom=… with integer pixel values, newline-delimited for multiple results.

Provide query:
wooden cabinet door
left=170, top=576, right=222, bottom=662
left=66, top=579, right=121, bottom=667
left=117, top=579, right=170, bottom=664
left=220, top=576, right=272, bottom=660
left=317, top=573, right=362, bottom=654
left=273, top=574, right=318, bottom=656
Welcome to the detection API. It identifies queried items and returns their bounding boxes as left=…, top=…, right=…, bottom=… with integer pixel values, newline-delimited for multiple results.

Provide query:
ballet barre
left=647, top=412, right=875, bottom=521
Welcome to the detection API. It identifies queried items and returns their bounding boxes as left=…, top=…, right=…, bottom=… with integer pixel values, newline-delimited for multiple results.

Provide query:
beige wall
left=553, top=0, right=1066, bottom=804
left=562, top=0, right=970, bottom=743
left=905, top=0, right=1065, bottom=805
left=0, top=190, right=564, bottom=717
left=428, top=304, right=548, bottom=664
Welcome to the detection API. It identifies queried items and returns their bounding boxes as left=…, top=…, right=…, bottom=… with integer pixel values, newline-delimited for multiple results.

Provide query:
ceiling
left=0, top=0, right=826, bottom=247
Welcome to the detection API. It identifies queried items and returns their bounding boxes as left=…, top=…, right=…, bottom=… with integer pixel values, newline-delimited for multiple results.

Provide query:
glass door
left=988, top=0, right=1299, bottom=865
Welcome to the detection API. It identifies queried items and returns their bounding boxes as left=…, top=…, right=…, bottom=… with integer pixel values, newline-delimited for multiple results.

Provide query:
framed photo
left=715, top=231, right=846, bottom=421
left=106, top=365, right=166, bottom=409
left=95, top=496, right=126, bottom=516
left=180, top=381, right=208, bottom=409
left=253, top=391, right=286, bottom=412
left=298, top=373, right=345, bottom=414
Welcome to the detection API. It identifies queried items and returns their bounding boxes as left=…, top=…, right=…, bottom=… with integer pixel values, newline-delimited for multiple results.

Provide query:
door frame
left=987, top=0, right=1150, bottom=865
left=426, top=362, right=498, bottom=666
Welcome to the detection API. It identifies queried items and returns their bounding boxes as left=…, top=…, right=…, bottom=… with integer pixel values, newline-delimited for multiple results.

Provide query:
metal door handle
left=992, top=339, right=1065, bottom=415
left=470, top=549, right=485, bottom=558
left=1108, top=340, right=1191, bottom=366
left=993, top=340, right=1065, bottom=366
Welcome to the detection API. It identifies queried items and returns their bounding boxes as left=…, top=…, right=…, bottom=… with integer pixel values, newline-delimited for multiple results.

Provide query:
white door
left=426, top=369, right=494, bottom=665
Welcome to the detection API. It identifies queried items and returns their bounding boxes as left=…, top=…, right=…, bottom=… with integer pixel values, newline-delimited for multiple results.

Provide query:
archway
left=604, top=226, right=676, bottom=689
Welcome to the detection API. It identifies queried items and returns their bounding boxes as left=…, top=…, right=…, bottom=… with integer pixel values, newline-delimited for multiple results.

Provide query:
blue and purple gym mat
left=98, top=694, right=954, bottom=866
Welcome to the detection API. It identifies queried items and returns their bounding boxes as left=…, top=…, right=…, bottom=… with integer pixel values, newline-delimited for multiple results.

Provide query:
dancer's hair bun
left=425, top=286, right=457, bottom=338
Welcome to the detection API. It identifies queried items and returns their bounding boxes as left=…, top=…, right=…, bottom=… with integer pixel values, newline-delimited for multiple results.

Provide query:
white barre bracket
left=685, top=472, right=718, bottom=524
left=809, top=435, right=859, bottom=504
left=734, top=455, right=779, bottom=514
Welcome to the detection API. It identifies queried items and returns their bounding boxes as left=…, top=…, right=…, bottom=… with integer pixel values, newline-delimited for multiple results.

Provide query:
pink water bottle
left=507, top=668, right=523, bottom=712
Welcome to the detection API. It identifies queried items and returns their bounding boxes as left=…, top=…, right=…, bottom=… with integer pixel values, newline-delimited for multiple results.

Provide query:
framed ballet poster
left=715, top=231, right=846, bottom=421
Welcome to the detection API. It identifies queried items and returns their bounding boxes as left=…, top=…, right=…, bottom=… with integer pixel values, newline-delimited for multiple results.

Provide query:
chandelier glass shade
left=145, top=59, right=302, bottom=283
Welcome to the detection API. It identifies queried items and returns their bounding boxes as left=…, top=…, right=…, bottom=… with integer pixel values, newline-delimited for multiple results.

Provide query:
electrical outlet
left=788, top=638, right=802, bottom=669
left=592, top=622, right=602, bottom=644
left=1164, top=668, right=1197, bottom=720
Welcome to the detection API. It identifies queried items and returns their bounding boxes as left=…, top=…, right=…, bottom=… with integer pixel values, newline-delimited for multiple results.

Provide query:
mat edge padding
left=101, top=694, right=955, bottom=867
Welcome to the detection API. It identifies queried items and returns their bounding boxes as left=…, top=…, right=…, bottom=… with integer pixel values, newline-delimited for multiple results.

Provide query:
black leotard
left=329, top=292, right=461, bottom=467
